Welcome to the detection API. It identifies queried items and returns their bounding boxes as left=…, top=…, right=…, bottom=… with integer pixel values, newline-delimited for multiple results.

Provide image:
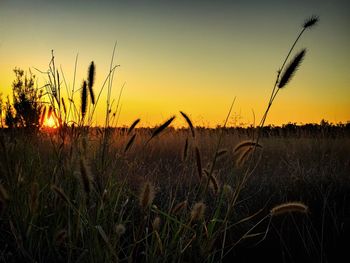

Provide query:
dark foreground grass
left=0, top=128, right=349, bottom=262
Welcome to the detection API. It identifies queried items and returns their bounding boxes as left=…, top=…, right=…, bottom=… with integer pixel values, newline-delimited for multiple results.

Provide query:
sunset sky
left=0, top=0, right=349, bottom=127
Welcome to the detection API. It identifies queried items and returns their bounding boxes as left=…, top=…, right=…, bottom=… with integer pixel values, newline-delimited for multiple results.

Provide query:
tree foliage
left=5, top=68, right=42, bottom=129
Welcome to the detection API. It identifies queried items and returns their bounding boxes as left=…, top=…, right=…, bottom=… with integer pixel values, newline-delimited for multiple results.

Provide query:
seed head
left=208, top=174, right=220, bottom=195
left=152, top=216, right=161, bottom=231
left=81, top=80, right=87, bottom=119
left=190, top=202, right=206, bottom=222
left=139, top=181, right=155, bottom=209
left=88, top=62, right=95, bottom=104
left=271, top=202, right=309, bottom=217
left=278, top=49, right=306, bottom=89
left=180, top=111, right=195, bottom=138
left=303, top=15, right=319, bottom=29
left=223, top=184, right=233, bottom=199
left=79, top=158, right=92, bottom=197
left=115, top=224, right=126, bottom=236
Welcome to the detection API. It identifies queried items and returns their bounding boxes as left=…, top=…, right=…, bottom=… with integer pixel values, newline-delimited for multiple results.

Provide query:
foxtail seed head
left=139, top=181, right=155, bottom=209
left=79, top=158, right=92, bottom=196
left=190, top=202, right=206, bottom=222
left=271, top=202, right=308, bottom=217
left=303, top=15, right=319, bottom=29
left=152, top=216, right=161, bottom=231
left=88, top=62, right=95, bottom=104
left=115, top=224, right=126, bottom=236
left=81, top=80, right=87, bottom=119
left=278, top=49, right=306, bottom=89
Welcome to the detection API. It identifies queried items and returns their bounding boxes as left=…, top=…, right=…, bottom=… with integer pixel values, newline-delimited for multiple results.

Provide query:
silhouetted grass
left=1, top=16, right=346, bottom=263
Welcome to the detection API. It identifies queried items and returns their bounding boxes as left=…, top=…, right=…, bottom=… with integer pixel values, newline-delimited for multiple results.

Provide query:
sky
left=0, top=0, right=349, bottom=127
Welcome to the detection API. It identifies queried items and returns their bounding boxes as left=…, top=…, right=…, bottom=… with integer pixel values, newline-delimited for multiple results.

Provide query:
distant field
left=0, top=127, right=349, bottom=262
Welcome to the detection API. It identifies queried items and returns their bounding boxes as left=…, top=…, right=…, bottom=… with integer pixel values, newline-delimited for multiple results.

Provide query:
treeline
left=229, top=121, right=350, bottom=138
left=1, top=111, right=349, bottom=139
left=134, top=120, right=350, bottom=138
left=101, top=120, right=350, bottom=138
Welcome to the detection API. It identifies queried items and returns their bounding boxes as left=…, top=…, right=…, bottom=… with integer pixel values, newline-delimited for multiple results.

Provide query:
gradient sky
left=0, top=0, right=349, bottom=127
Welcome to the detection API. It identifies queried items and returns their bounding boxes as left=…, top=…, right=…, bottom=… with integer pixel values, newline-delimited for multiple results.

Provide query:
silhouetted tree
left=4, top=68, right=42, bottom=129
left=4, top=96, right=16, bottom=128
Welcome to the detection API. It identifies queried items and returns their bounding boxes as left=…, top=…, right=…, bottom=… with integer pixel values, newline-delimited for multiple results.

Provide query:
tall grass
left=1, top=16, right=343, bottom=263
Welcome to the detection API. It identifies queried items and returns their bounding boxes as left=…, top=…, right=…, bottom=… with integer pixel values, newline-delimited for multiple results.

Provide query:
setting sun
left=44, top=116, right=57, bottom=128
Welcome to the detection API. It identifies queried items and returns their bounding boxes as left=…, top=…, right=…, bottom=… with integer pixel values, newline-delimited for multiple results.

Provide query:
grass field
left=1, top=14, right=348, bottom=262
left=0, top=126, right=349, bottom=262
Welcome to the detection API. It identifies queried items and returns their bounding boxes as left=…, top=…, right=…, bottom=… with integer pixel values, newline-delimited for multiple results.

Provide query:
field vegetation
left=0, top=16, right=349, bottom=262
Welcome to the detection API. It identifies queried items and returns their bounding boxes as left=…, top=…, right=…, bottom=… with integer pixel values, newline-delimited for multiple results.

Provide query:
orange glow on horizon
left=43, top=116, right=58, bottom=129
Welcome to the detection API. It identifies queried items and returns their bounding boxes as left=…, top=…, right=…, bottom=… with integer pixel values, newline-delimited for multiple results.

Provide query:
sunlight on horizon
left=43, top=115, right=58, bottom=129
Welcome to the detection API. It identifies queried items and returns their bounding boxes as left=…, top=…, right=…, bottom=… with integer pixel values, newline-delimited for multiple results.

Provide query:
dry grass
left=2, top=15, right=345, bottom=263
left=0, top=128, right=349, bottom=262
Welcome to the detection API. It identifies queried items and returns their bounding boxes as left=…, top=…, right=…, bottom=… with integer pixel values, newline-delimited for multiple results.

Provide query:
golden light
left=44, top=115, right=57, bottom=128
